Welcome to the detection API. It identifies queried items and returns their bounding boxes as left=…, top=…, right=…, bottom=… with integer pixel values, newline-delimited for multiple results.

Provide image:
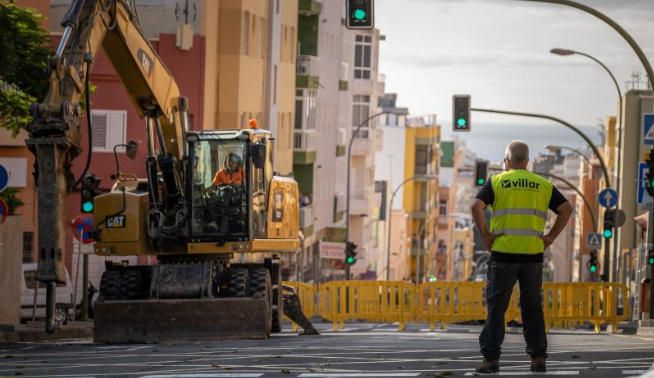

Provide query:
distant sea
left=440, top=121, right=604, bottom=163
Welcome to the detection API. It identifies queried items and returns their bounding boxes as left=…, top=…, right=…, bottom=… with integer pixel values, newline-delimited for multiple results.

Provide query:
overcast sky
left=376, top=0, right=654, bottom=128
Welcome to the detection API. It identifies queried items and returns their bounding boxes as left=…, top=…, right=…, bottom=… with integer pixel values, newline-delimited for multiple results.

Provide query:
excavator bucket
left=94, top=297, right=271, bottom=343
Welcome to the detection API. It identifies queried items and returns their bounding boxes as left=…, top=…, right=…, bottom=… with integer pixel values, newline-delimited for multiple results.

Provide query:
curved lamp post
left=385, top=176, right=415, bottom=281
left=345, top=111, right=388, bottom=280
left=550, top=47, right=624, bottom=282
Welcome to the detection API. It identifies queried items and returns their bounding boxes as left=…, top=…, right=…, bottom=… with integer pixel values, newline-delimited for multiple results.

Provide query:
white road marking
left=141, top=374, right=263, bottom=378
left=299, top=374, right=420, bottom=377
left=464, top=371, right=579, bottom=376
left=623, top=370, right=648, bottom=375
left=126, top=346, right=152, bottom=352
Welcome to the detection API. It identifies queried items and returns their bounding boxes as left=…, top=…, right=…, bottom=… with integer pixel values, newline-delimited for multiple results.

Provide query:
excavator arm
left=28, top=0, right=189, bottom=332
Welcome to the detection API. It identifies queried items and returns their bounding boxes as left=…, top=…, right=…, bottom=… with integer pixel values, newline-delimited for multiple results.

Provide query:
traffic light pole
left=345, top=111, right=387, bottom=280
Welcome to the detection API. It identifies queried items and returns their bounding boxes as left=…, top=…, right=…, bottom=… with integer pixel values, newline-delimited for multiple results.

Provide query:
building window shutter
left=90, top=110, right=127, bottom=152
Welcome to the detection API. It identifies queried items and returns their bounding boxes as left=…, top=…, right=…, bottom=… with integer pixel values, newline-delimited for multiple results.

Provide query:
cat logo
left=502, top=179, right=541, bottom=190
left=137, top=49, right=153, bottom=77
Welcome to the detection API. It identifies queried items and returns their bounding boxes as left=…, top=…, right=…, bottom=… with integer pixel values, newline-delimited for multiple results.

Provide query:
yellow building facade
left=202, top=0, right=297, bottom=175
left=402, top=125, right=441, bottom=283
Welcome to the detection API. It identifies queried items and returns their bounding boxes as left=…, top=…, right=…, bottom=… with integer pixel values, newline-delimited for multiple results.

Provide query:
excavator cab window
left=189, top=139, right=248, bottom=241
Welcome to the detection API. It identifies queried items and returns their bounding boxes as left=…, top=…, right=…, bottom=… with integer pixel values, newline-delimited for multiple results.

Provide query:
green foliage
left=0, top=1, right=49, bottom=97
left=0, top=80, right=34, bottom=136
left=0, top=1, right=50, bottom=134
left=0, top=187, right=24, bottom=215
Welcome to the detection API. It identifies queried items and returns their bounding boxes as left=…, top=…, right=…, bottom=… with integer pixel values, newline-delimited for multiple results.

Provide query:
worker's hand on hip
left=541, top=234, right=555, bottom=249
left=482, top=233, right=495, bottom=251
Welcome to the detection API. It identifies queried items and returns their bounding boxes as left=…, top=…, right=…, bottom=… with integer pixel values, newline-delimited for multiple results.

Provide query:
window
left=295, top=89, right=317, bottom=130
left=352, top=95, right=370, bottom=138
left=242, top=11, right=250, bottom=55
left=439, top=200, right=447, bottom=216
left=354, top=34, right=372, bottom=79
left=415, top=145, right=428, bottom=175
left=90, top=110, right=126, bottom=152
left=22, top=232, right=33, bottom=263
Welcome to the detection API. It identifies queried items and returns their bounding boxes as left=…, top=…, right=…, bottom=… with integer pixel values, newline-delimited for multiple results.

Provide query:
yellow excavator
left=27, top=0, right=317, bottom=342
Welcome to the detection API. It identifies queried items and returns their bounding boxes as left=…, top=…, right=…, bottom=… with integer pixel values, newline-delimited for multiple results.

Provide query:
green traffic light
left=603, top=229, right=612, bottom=238
left=353, top=8, right=366, bottom=20
left=346, top=256, right=356, bottom=265
left=589, top=265, right=597, bottom=273
left=82, top=201, right=94, bottom=213
left=457, top=118, right=467, bottom=127
left=477, top=178, right=485, bottom=185
left=649, top=256, right=654, bottom=265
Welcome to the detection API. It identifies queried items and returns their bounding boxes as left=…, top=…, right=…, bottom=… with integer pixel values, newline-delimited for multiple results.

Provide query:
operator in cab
left=212, top=152, right=244, bottom=187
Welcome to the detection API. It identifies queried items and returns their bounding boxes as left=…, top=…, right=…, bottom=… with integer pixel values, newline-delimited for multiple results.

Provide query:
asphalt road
left=0, top=322, right=653, bottom=377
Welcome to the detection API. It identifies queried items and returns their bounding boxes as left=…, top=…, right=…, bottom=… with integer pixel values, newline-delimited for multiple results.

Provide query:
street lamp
left=550, top=47, right=623, bottom=282
left=544, top=144, right=592, bottom=167
left=384, top=175, right=436, bottom=281
left=345, top=110, right=388, bottom=280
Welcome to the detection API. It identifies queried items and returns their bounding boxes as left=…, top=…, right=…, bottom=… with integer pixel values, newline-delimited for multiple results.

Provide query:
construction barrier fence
left=282, top=281, right=630, bottom=334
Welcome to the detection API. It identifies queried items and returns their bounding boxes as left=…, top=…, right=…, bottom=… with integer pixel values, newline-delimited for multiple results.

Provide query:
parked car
left=21, top=263, right=74, bottom=325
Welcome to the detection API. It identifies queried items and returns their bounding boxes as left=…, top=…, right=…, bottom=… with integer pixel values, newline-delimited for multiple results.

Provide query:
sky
left=375, top=0, right=654, bottom=147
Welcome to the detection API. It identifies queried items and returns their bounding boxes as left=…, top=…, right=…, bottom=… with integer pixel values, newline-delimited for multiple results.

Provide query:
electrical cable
left=73, top=58, right=93, bottom=188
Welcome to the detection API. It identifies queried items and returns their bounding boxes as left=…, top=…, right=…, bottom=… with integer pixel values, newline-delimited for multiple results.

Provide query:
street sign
left=638, top=162, right=651, bottom=205
left=587, top=233, right=601, bottom=250
left=0, top=164, right=8, bottom=193
left=598, top=188, right=618, bottom=208
left=71, top=214, right=95, bottom=244
left=0, top=199, right=7, bottom=224
left=319, top=241, right=345, bottom=259
left=644, top=113, right=654, bottom=145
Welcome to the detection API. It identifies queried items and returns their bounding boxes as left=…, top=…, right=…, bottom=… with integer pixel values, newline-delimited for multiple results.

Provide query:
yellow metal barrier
left=284, top=281, right=630, bottom=334
left=282, top=281, right=317, bottom=331
left=416, top=281, right=486, bottom=330
left=320, top=280, right=415, bottom=331
left=543, top=282, right=630, bottom=334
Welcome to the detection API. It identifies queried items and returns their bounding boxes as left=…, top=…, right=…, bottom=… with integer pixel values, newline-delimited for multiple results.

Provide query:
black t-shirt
left=475, top=175, right=569, bottom=263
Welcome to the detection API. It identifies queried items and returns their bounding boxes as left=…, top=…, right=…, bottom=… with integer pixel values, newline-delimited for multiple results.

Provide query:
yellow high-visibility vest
left=489, top=169, right=553, bottom=254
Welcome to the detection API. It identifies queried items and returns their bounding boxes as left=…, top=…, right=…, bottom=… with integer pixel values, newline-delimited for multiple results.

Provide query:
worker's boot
left=475, top=358, right=499, bottom=374
left=530, top=355, right=546, bottom=372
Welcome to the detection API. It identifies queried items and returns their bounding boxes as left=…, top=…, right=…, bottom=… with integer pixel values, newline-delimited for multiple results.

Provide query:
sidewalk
left=0, top=321, right=93, bottom=343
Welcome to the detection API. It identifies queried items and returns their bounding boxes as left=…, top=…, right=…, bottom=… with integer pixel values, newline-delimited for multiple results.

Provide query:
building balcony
left=350, top=189, right=370, bottom=215
left=300, top=205, right=314, bottom=229
left=297, top=55, right=320, bottom=77
left=296, top=55, right=320, bottom=89
left=299, top=0, right=322, bottom=16
left=412, top=210, right=427, bottom=219
left=350, top=133, right=371, bottom=156
left=293, top=130, right=317, bottom=165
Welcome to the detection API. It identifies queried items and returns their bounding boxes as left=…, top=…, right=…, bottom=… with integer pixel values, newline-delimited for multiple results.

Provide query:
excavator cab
left=187, top=129, right=274, bottom=244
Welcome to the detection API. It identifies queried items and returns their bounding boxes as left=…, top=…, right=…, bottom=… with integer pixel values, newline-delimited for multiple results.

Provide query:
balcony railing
left=300, top=205, right=314, bottom=228
left=294, top=130, right=317, bottom=151
left=296, top=55, right=320, bottom=77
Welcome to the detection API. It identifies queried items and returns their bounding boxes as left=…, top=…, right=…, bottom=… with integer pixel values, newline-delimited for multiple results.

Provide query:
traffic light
left=587, top=251, right=598, bottom=273
left=646, top=148, right=654, bottom=197
left=345, top=241, right=358, bottom=265
left=474, top=160, right=488, bottom=187
left=648, top=249, right=654, bottom=265
left=80, top=174, right=101, bottom=213
left=346, top=0, right=374, bottom=30
left=452, top=95, right=471, bottom=132
left=603, top=209, right=615, bottom=239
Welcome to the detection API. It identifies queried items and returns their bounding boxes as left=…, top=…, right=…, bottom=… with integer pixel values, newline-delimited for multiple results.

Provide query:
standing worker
left=471, top=140, right=572, bottom=373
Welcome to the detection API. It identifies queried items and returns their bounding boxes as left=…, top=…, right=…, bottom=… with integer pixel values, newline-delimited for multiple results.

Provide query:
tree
left=0, top=0, right=49, bottom=136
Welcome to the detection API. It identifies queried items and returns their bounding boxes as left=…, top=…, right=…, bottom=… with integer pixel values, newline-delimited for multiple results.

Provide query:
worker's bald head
left=505, top=140, right=529, bottom=169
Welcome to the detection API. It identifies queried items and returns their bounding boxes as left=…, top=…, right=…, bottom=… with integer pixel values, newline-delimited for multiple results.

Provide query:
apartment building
left=44, top=0, right=297, bottom=284
left=294, top=0, right=382, bottom=281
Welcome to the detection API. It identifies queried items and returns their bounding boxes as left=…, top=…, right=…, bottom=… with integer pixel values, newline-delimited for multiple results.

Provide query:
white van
left=21, top=263, right=74, bottom=324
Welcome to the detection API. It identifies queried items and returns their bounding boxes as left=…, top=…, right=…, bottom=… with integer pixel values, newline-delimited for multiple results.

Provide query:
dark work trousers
left=479, top=260, right=547, bottom=361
